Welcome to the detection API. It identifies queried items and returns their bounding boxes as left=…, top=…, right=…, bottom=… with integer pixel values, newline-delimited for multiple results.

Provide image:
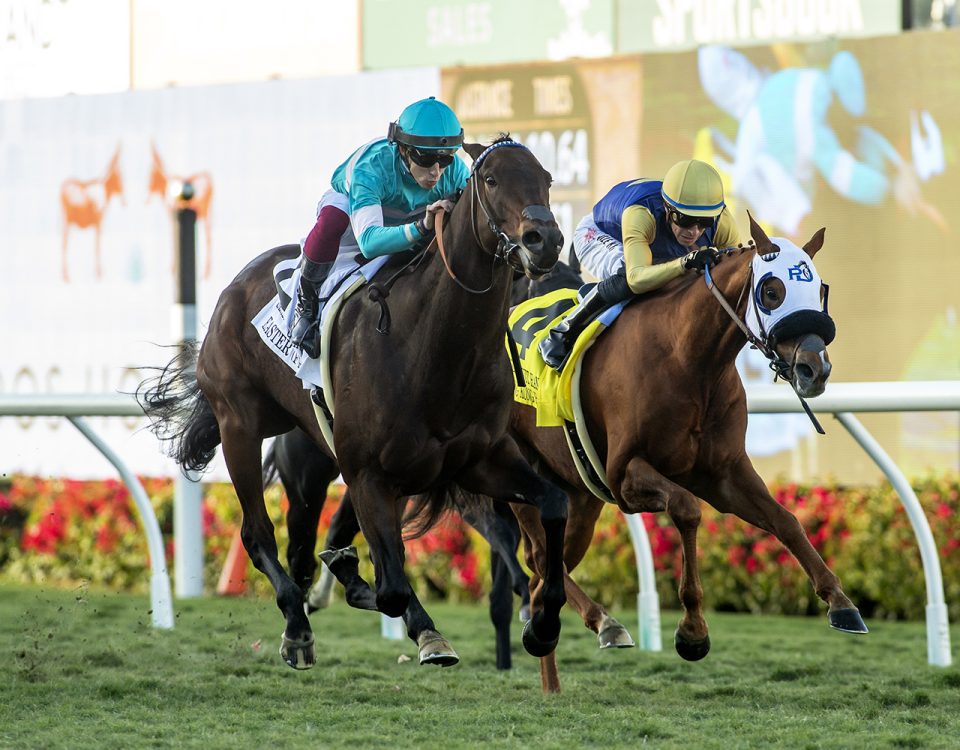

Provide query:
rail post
left=173, top=182, right=204, bottom=598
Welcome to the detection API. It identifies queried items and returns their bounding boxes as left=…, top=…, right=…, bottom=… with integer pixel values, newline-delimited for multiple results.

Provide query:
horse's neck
left=673, top=251, right=755, bottom=369
left=416, top=211, right=512, bottom=354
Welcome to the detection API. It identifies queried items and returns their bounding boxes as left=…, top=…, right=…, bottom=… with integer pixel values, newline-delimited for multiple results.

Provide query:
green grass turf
left=1, top=583, right=958, bottom=749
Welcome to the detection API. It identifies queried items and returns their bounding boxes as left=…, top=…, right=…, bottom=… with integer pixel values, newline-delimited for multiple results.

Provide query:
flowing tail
left=136, top=342, right=221, bottom=473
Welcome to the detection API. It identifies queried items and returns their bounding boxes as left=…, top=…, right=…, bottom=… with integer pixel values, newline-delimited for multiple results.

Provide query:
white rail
left=3, top=384, right=956, bottom=665
left=0, top=394, right=174, bottom=629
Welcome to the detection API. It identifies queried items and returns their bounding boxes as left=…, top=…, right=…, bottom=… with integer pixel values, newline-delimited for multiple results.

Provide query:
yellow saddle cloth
left=505, top=288, right=609, bottom=427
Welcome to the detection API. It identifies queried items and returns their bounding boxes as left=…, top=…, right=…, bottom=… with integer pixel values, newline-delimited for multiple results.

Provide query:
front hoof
left=280, top=632, right=316, bottom=670
left=829, top=608, right=869, bottom=634
left=598, top=616, right=635, bottom=649
left=674, top=630, right=710, bottom=662
left=417, top=630, right=459, bottom=667
left=522, top=619, right=559, bottom=658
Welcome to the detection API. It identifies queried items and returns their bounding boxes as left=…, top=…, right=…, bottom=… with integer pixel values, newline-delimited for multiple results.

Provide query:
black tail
left=136, top=342, right=221, bottom=473
left=402, top=487, right=460, bottom=541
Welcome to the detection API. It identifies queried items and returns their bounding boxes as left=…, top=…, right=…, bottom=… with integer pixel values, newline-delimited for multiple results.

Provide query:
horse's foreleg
left=702, top=459, right=867, bottom=633
left=220, top=428, right=314, bottom=669
left=459, top=439, right=567, bottom=660
left=347, top=472, right=412, bottom=618
left=620, top=456, right=710, bottom=660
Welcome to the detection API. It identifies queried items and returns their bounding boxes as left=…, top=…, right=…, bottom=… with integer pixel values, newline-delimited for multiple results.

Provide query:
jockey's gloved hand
left=681, top=247, right=720, bottom=272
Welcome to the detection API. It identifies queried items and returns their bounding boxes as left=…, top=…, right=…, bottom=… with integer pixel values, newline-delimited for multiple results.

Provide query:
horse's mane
left=639, top=245, right=754, bottom=305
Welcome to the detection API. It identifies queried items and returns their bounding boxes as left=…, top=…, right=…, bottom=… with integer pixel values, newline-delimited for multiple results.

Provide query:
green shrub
left=0, top=473, right=956, bottom=622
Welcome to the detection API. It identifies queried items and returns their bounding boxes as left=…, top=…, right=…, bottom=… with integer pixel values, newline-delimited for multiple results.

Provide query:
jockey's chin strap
left=702, top=251, right=825, bottom=435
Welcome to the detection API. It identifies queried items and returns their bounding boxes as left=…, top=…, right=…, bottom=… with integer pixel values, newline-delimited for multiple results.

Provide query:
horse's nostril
left=522, top=230, right=544, bottom=248
left=796, top=363, right=814, bottom=382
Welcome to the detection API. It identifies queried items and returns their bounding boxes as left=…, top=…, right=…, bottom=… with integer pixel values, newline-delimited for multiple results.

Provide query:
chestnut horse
left=509, top=216, right=867, bottom=692
left=138, top=138, right=567, bottom=670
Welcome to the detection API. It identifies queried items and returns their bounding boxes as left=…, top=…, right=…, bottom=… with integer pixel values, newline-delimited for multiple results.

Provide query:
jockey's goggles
left=407, top=147, right=457, bottom=168
left=668, top=209, right=714, bottom=230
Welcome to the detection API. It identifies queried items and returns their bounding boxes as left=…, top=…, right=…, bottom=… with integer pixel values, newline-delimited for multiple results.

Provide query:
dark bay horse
left=138, top=138, right=567, bottom=670
left=258, top=262, right=585, bottom=668
left=263, top=428, right=531, bottom=670
left=508, top=215, right=867, bottom=692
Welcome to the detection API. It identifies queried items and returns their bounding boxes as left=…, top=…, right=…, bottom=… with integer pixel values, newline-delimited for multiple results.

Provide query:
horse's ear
left=463, top=143, right=485, bottom=162
left=747, top=210, right=776, bottom=255
left=802, top=227, right=826, bottom=258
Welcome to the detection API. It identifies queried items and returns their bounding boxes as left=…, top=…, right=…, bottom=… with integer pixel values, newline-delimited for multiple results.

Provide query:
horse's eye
left=765, top=288, right=777, bottom=299
left=484, top=175, right=497, bottom=187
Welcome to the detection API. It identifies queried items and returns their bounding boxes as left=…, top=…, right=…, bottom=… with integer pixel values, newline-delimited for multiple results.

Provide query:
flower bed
left=0, top=474, right=956, bottom=621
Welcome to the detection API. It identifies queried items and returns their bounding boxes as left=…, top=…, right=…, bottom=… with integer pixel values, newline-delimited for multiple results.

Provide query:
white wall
left=0, top=67, right=439, bottom=478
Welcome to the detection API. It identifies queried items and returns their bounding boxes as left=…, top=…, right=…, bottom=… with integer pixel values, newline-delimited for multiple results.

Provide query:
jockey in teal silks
left=291, top=97, right=469, bottom=358
left=731, top=50, right=935, bottom=235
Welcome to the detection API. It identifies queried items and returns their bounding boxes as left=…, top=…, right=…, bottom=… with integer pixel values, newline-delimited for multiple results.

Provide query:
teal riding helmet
left=388, top=97, right=464, bottom=150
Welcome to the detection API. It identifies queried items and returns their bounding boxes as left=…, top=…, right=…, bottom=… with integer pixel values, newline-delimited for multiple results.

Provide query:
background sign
left=619, top=0, right=902, bottom=53
left=448, top=31, right=960, bottom=481
left=363, top=0, right=614, bottom=69
left=0, top=68, right=439, bottom=478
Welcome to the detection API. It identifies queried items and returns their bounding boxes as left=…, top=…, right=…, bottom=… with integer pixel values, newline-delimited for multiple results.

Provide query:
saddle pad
left=251, top=253, right=389, bottom=390
left=506, top=287, right=626, bottom=427
left=506, top=286, right=629, bottom=504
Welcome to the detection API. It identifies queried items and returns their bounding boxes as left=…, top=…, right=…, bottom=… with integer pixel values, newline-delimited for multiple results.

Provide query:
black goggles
left=407, top=147, right=456, bottom=168
left=668, top=209, right=714, bottom=230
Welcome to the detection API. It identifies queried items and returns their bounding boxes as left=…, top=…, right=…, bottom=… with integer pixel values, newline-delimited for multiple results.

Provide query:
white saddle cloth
left=251, top=253, right=390, bottom=390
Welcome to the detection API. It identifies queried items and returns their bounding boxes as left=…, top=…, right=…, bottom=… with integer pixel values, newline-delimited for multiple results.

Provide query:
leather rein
left=435, top=139, right=533, bottom=295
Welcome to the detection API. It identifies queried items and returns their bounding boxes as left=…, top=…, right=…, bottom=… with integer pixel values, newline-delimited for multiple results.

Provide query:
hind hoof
left=674, top=630, right=710, bottom=661
left=829, top=608, right=869, bottom=634
left=522, top=619, right=559, bottom=658
left=417, top=630, right=459, bottom=667
left=280, top=632, right=316, bottom=670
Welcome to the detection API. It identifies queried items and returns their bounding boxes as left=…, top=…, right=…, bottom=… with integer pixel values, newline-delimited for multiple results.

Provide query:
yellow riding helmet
left=661, top=159, right=725, bottom=218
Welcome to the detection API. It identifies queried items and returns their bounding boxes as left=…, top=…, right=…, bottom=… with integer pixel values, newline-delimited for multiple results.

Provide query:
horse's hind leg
left=220, top=426, right=314, bottom=669
left=620, top=457, right=710, bottom=661
left=702, top=458, right=867, bottom=634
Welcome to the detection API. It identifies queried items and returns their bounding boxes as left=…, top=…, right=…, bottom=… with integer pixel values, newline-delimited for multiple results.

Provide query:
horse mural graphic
left=147, top=143, right=214, bottom=280
left=60, top=145, right=124, bottom=282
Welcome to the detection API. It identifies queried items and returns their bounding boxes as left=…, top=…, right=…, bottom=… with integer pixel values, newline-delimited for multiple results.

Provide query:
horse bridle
left=702, top=245, right=827, bottom=434
left=436, top=140, right=553, bottom=295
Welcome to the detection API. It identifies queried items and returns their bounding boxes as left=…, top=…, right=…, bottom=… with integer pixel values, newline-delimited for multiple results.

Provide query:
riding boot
left=291, top=258, right=334, bottom=359
left=538, top=286, right=609, bottom=371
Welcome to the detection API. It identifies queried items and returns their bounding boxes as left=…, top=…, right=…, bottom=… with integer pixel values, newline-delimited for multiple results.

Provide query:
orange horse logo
left=147, top=143, right=214, bottom=280
left=60, top=146, right=125, bottom=282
